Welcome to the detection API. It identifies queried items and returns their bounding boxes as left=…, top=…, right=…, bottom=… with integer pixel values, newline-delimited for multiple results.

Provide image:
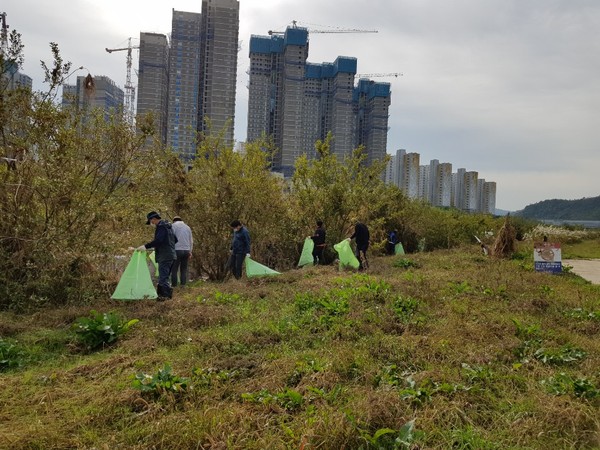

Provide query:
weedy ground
left=1, top=243, right=600, bottom=449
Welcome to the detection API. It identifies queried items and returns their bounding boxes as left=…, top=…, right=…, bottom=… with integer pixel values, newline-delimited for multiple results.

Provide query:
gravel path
left=562, top=259, right=600, bottom=284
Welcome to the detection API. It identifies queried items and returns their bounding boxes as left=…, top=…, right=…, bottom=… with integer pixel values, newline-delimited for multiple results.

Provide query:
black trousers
left=230, top=253, right=245, bottom=279
left=312, top=245, right=325, bottom=265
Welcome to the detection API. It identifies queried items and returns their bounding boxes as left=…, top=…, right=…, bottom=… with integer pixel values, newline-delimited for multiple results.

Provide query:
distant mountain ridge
left=517, top=196, right=600, bottom=220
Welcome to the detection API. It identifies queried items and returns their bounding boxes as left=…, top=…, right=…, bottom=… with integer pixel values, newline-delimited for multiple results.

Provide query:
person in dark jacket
left=309, top=220, right=326, bottom=265
left=137, top=211, right=177, bottom=300
left=386, top=229, right=399, bottom=255
left=349, top=219, right=370, bottom=270
left=229, top=219, right=251, bottom=280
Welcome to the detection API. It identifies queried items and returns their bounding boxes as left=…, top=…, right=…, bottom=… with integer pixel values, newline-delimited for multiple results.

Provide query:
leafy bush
left=393, top=258, right=420, bottom=269
left=241, top=388, right=304, bottom=411
left=0, top=338, right=25, bottom=371
left=132, top=364, right=189, bottom=396
left=541, top=372, right=600, bottom=398
left=72, top=311, right=138, bottom=350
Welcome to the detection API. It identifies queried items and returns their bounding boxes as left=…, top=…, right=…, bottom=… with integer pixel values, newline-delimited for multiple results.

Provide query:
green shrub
left=0, top=338, right=25, bottom=371
left=72, top=310, right=138, bottom=350
left=132, top=364, right=190, bottom=396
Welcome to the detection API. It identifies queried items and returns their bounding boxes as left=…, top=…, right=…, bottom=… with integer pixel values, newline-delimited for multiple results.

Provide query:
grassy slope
left=1, top=246, right=600, bottom=449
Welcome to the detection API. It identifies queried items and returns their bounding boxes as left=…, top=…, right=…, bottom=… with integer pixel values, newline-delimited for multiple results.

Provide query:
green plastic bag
left=148, top=251, right=159, bottom=276
left=298, top=238, right=314, bottom=267
left=245, top=256, right=281, bottom=277
left=395, top=243, right=405, bottom=255
left=111, top=250, right=157, bottom=300
left=333, top=239, right=360, bottom=270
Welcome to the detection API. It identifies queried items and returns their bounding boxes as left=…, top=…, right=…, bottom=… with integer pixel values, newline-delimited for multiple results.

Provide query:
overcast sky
left=3, top=0, right=599, bottom=211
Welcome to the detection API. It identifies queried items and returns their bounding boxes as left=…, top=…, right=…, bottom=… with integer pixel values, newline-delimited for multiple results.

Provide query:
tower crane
left=356, top=73, right=403, bottom=78
left=268, top=20, right=377, bottom=35
left=106, top=37, right=139, bottom=126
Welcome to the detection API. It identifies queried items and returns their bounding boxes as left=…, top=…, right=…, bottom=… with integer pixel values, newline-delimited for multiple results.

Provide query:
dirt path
left=562, top=259, right=600, bottom=284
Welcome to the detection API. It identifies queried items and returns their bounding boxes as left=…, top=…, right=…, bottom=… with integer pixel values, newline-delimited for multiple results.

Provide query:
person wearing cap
left=229, top=219, right=250, bottom=280
left=171, top=216, right=193, bottom=287
left=348, top=218, right=370, bottom=270
left=137, top=211, right=177, bottom=300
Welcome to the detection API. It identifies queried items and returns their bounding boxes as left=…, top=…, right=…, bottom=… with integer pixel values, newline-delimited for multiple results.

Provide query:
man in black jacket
left=349, top=219, right=370, bottom=270
left=310, top=220, right=326, bottom=265
left=138, top=211, right=177, bottom=300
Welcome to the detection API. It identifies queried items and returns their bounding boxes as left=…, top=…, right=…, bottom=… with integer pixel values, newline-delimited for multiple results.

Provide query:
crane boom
left=269, top=20, right=377, bottom=35
left=356, top=72, right=403, bottom=78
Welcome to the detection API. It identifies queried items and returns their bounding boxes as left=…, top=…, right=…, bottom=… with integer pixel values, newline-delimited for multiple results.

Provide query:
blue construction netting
left=334, top=56, right=357, bottom=74
left=368, top=82, right=391, bottom=99
left=284, top=27, right=309, bottom=46
left=250, top=35, right=273, bottom=54
left=305, top=63, right=322, bottom=79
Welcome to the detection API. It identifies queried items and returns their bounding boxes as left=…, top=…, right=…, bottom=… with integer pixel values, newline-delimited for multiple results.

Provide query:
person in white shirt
left=170, top=216, right=193, bottom=286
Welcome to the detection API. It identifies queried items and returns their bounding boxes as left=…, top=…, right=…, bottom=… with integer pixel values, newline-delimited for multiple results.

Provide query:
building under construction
left=247, top=25, right=391, bottom=176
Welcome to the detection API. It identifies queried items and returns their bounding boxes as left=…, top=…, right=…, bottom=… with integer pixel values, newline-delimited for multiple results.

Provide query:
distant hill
left=517, top=196, right=600, bottom=220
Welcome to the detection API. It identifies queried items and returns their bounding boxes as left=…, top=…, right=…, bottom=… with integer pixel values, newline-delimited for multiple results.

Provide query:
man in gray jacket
left=171, top=216, right=193, bottom=286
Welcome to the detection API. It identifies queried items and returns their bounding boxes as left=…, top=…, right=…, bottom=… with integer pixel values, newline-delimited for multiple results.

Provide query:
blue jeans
left=157, top=260, right=174, bottom=298
left=171, top=250, right=190, bottom=286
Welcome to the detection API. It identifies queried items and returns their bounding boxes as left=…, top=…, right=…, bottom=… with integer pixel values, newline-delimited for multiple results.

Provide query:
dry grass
left=1, top=245, right=600, bottom=449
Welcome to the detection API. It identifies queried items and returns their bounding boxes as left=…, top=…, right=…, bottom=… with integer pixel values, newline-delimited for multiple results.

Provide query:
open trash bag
left=395, top=242, right=405, bottom=255
left=245, top=256, right=281, bottom=277
left=298, top=238, right=314, bottom=267
left=148, top=251, right=159, bottom=276
left=111, top=250, right=157, bottom=300
left=333, top=239, right=360, bottom=270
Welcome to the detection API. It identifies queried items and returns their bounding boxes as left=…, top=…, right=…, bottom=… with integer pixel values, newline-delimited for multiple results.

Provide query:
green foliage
left=358, top=420, right=417, bottom=450
left=191, top=367, right=242, bottom=388
left=1, top=43, right=166, bottom=309
left=179, top=136, right=294, bottom=280
left=291, top=133, right=398, bottom=248
left=0, top=338, right=25, bottom=371
left=241, top=388, right=304, bottom=411
left=533, top=345, right=587, bottom=365
left=393, top=258, right=420, bottom=269
left=565, top=308, right=600, bottom=321
left=72, top=311, right=138, bottom=350
left=132, top=364, right=189, bottom=396
left=391, top=295, right=422, bottom=324
left=541, top=372, right=600, bottom=398
left=518, top=196, right=600, bottom=221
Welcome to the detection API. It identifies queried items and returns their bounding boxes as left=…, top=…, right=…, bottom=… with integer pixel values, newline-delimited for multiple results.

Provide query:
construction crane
left=269, top=20, right=377, bottom=35
left=356, top=73, right=403, bottom=78
left=106, top=37, right=139, bottom=126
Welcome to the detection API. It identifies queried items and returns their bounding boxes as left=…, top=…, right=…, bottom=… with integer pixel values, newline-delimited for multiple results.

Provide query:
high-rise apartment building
left=478, top=180, right=496, bottom=214
left=355, top=79, right=391, bottom=166
left=164, top=1, right=239, bottom=163
left=247, top=26, right=390, bottom=176
left=463, top=171, right=479, bottom=212
left=137, top=32, right=169, bottom=145
left=199, top=0, right=239, bottom=145
left=167, top=10, right=202, bottom=162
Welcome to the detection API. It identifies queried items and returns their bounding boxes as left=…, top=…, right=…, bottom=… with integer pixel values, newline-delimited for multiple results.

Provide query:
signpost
left=534, top=242, right=562, bottom=274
